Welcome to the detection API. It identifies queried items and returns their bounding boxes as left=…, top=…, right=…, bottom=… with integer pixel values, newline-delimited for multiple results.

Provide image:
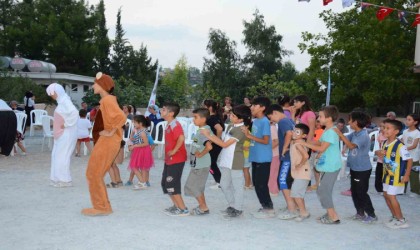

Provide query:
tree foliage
left=161, top=55, right=191, bottom=107
left=92, top=0, right=111, bottom=73
left=299, top=1, right=420, bottom=114
left=202, top=29, right=242, bottom=102
left=0, top=71, right=49, bottom=104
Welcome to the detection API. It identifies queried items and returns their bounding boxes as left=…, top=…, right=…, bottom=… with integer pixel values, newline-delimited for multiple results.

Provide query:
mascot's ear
left=96, top=72, right=103, bottom=80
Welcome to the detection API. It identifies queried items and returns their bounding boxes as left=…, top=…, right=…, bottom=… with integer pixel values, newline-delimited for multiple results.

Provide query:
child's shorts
left=77, top=137, right=90, bottom=143
left=244, top=157, right=251, bottom=168
left=184, top=167, right=210, bottom=197
left=383, top=184, right=404, bottom=195
left=161, top=162, right=184, bottom=195
left=291, top=179, right=310, bottom=198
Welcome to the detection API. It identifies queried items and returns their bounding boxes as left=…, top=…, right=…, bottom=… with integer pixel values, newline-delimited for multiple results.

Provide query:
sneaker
left=220, top=206, right=235, bottom=215
left=295, top=213, right=310, bottom=222
left=124, top=181, right=133, bottom=186
left=278, top=210, right=299, bottom=220
left=167, top=208, right=190, bottom=217
left=350, top=213, right=366, bottom=221
left=386, top=218, right=409, bottom=229
left=133, top=182, right=148, bottom=190
left=340, top=189, right=352, bottom=196
left=362, top=215, right=378, bottom=224
left=269, top=192, right=279, bottom=197
left=146, top=181, right=151, bottom=187
left=244, top=185, right=254, bottom=190
left=21, top=152, right=26, bottom=156
left=209, top=183, right=221, bottom=190
left=385, top=216, right=396, bottom=226
left=106, top=182, right=119, bottom=188
left=190, top=207, right=210, bottom=216
left=252, top=208, right=276, bottom=219
left=164, top=205, right=177, bottom=213
left=224, top=209, right=243, bottom=219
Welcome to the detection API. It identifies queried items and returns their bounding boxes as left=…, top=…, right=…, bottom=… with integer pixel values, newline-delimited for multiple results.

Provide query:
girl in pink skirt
left=128, top=115, right=154, bottom=190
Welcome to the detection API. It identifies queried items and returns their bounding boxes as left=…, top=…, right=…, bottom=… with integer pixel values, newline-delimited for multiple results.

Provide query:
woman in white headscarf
left=46, top=83, right=79, bottom=187
left=0, top=99, right=17, bottom=156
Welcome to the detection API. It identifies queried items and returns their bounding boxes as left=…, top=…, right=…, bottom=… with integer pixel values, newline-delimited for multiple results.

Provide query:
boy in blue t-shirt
left=242, top=97, right=274, bottom=219
left=267, top=104, right=298, bottom=219
left=298, top=106, right=341, bottom=224
left=335, top=111, right=377, bottom=224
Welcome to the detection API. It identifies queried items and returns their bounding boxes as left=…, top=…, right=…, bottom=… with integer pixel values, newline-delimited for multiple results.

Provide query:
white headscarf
left=46, top=83, right=79, bottom=127
left=0, top=99, right=12, bottom=111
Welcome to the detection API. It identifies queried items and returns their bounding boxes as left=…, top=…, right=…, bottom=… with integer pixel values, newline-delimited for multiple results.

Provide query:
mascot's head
left=94, top=72, right=114, bottom=93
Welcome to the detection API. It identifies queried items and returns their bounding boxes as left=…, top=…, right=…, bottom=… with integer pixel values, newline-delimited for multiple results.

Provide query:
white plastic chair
left=369, top=130, right=379, bottom=176
left=15, top=112, right=27, bottom=134
left=30, top=109, right=47, bottom=136
left=123, top=119, right=133, bottom=158
left=185, top=123, right=198, bottom=153
left=153, top=121, right=167, bottom=158
left=41, top=116, right=54, bottom=152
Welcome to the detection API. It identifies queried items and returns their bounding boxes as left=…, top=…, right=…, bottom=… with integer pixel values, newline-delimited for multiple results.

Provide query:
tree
left=0, top=0, right=19, bottom=55
left=0, top=71, right=49, bottom=104
left=92, top=0, right=111, bottom=74
left=299, top=1, right=420, bottom=114
left=242, top=9, right=290, bottom=83
left=247, top=69, right=304, bottom=102
left=125, top=44, right=158, bottom=87
left=110, top=8, right=131, bottom=79
left=202, top=29, right=242, bottom=103
left=161, top=55, right=191, bottom=107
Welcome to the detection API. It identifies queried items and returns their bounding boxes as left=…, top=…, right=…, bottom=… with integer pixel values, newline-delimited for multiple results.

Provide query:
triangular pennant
left=342, top=0, right=355, bottom=8
left=376, top=7, right=394, bottom=21
left=411, top=14, right=420, bottom=27
left=323, top=0, right=333, bottom=6
left=398, top=11, right=408, bottom=25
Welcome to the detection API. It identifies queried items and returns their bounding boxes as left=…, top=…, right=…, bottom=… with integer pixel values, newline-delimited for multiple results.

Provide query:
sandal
left=317, top=213, right=328, bottom=220
left=106, top=182, right=119, bottom=188
left=320, top=216, right=340, bottom=224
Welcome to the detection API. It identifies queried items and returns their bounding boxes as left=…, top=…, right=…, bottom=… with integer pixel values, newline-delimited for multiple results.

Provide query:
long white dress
left=46, top=84, right=79, bottom=185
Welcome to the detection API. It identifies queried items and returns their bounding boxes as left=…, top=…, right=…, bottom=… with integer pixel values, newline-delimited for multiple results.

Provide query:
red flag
left=412, top=14, right=420, bottom=27
left=376, top=7, right=394, bottom=21
left=323, top=0, right=333, bottom=6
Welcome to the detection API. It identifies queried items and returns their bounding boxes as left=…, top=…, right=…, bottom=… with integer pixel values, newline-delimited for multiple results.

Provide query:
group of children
left=158, top=98, right=417, bottom=230
left=73, top=94, right=418, bottom=229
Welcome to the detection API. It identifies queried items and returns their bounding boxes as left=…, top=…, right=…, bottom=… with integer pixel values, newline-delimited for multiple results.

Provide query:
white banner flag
left=144, top=66, right=160, bottom=116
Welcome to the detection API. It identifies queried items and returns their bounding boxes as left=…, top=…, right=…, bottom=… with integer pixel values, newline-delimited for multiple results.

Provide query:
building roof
left=8, top=71, right=95, bottom=84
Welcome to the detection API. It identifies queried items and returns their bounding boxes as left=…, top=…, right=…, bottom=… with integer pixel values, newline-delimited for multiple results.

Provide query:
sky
left=89, top=0, right=345, bottom=71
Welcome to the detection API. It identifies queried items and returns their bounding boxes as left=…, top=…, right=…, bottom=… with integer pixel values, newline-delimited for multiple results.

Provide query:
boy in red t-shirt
left=161, top=102, right=189, bottom=216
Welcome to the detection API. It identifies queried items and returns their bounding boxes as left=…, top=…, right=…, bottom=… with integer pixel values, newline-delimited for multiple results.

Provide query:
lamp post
left=414, top=3, right=420, bottom=73
left=326, top=63, right=332, bottom=106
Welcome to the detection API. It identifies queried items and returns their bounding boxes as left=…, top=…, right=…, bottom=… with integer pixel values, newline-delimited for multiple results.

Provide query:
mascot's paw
left=81, top=208, right=113, bottom=216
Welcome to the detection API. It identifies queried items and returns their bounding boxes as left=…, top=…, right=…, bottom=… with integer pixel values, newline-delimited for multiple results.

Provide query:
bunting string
left=298, top=0, right=420, bottom=27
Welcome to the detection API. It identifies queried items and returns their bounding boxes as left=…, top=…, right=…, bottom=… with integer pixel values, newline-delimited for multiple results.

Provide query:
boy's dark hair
left=320, top=105, right=339, bottom=122
left=232, top=104, right=252, bottom=127
left=349, top=111, right=369, bottom=129
left=337, top=118, right=346, bottom=124
left=163, top=102, right=180, bottom=117
left=383, top=119, right=402, bottom=133
left=133, top=115, right=151, bottom=128
left=251, top=96, right=271, bottom=114
left=79, top=109, right=87, bottom=117
left=277, top=93, right=290, bottom=106
left=192, top=107, right=210, bottom=120
left=295, top=123, right=310, bottom=136
left=266, top=104, right=284, bottom=115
